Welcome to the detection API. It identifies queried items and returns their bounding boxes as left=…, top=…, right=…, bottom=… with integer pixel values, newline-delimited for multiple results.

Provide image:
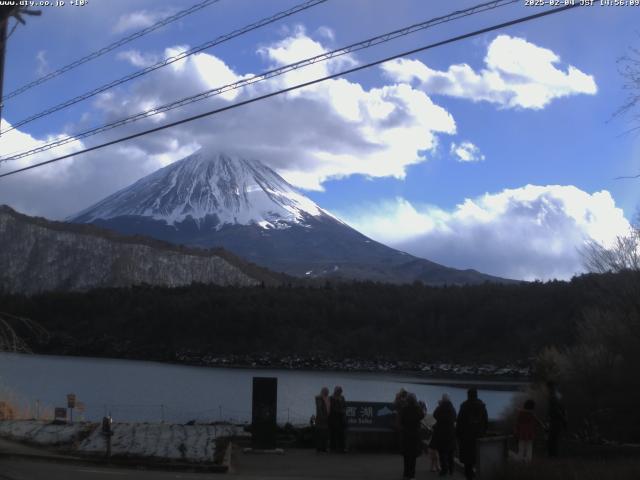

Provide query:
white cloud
left=35, top=51, right=49, bottom=76
left=338, top=185, right=631, bottom=281
left=316, top=26, right=335, bottom=41
left=0, top=120, right=85, bottom=181
left=112, top=9, right=175, bottom=34
left=450, top=141, right=485, bottom=163
left=117, top=50, right=159, bottom=68
left=0, top=29, right=456, bottom=217
left=0, top=29, right=601, bottom=228
left=382, top=35, right=597, bottom=110
left=84, top=29, right=456, bottom=191
left=0, top=118, right=194, bottom=219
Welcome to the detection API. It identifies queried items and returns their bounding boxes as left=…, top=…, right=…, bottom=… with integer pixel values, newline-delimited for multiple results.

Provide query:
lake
left=0, top=353, right=523, bottom=424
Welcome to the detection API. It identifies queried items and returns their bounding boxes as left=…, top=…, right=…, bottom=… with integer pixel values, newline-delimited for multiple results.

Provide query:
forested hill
left=3, top=272, right=631, bottom=366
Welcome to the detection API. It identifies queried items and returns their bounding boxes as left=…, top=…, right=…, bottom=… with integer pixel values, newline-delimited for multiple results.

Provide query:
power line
left=0, top=0, right=328, bottom=135
left=0, top=0, right=222, bottom=103
left=0, top=3, right=580, bottom=180
left=0, top=0, right=518, bottom=161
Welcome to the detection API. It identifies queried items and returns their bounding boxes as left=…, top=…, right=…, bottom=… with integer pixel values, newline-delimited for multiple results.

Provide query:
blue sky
left=0, top=0, right=638, bottom=280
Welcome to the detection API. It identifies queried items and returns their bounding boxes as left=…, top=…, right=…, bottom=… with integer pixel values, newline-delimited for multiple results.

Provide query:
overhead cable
left=0, top=0, right=328, bottom=135
left=0, top=0, right=222, bottom=103
left=0, top=3, right=580, bottom=179
left=0, top=0, right=519, bottom=161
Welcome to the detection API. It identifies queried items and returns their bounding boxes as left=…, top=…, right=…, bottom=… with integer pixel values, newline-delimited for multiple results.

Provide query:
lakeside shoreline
left=7, top=350, right=531, bottom=388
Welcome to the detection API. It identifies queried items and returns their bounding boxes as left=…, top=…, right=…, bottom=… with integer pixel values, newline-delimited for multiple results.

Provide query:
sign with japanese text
left=345, top=401, right=397, bottom=431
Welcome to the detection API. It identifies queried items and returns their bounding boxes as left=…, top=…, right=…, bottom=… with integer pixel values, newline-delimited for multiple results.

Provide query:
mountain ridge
left=0, top=204, right=288, bottom=294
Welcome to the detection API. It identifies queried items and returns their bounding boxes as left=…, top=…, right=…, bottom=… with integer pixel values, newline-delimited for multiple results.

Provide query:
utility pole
left=0, top=12, right=10, bottom=131
left=0, top=6, right=41, bottom=132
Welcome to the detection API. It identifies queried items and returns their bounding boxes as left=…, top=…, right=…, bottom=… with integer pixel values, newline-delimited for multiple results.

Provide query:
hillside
left=0, top=205, right=286, bottom=294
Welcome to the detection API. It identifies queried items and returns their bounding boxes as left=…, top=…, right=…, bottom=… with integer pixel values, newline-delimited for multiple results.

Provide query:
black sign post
left=251, top=377, right=277, bottom=450
left=67, top=393, right=76, bottom=423
left=54, top=407, right=67, bottom=424
left=102, top=415, right=113, bottom=459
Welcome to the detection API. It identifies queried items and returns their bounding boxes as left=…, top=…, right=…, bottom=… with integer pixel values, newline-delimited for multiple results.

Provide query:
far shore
left=2, top=351, right=530, bottom=391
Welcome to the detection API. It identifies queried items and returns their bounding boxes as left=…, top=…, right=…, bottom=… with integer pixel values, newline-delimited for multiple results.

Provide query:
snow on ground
left=0, top=420, right=91, bottom=446
left=0, top=420, right=246, bottom=463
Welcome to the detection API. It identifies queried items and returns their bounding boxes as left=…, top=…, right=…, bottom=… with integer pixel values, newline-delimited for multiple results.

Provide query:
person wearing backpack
left=314, top=387, right=331, bottom=452
left=546, top=381, right=568, bottom=457
left=328, top=386, right=347, bottom=453
left=456, top=388, right=488, bottom=480
left=432, top=393, right=457, bottom=477
left=399, top=393, right=425, bottom=480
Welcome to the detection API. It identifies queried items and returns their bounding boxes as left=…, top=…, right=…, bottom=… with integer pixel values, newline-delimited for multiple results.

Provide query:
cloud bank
left=1, top=31, right=597, bottom=217
left=339, top=185, right=630, bottom=281
left=382, top=35, right=597, bottom=110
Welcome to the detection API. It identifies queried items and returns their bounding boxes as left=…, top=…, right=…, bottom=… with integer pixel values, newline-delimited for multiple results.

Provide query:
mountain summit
left=71, top=150, right=507, bottom=284
left=72, top=151, right=330, bottom=229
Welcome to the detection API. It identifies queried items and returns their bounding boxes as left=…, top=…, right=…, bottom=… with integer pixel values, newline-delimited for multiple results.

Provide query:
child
left=428, top=434, right=441, bottom=473
left=515, top=399, right=544, bottom=463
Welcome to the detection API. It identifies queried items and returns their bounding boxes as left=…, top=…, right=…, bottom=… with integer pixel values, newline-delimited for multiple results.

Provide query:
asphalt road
left=0, top=452, right=460, bottom=480
left=0, top=458, right=215, bottom=480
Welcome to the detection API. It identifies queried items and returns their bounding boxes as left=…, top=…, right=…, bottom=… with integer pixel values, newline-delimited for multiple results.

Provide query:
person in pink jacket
left=515, top=399, right=544, bottom=463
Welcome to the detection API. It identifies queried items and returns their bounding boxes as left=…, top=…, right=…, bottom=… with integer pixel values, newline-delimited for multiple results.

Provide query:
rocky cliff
left=0, top=205, right=281, bottom=294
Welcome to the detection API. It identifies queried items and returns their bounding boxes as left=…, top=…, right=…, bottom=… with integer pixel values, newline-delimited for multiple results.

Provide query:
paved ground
left=0, top=437, right=76, bottom=460
left=0, top=458, right=214, bottom=480
left=230, top=447, right=463, bottom=479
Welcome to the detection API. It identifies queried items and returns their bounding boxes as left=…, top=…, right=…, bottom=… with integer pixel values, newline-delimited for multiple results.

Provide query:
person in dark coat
left=328, top=385, right=347, bottom=453
left=546, top=381, right=567, bottom=458
left=314, top=387, right=330, bottom=452
left=393, top=388, right=408, bottom=427
left=432, top=393, right=457, bottom=477
left=399, top=393, right=425, bottom=480
left=456, top=388, right=488, bottom=480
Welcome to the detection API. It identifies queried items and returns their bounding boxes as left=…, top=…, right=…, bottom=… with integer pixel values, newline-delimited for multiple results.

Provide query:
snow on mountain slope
left=71, top=151, right=327, bottom=229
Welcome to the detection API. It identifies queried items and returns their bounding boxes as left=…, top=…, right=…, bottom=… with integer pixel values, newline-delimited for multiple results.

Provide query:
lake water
left=0, top=353, right=522, bottom=424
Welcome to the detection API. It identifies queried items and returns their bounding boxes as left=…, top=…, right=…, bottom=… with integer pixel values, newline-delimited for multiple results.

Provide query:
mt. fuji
left=70, top=150, right=506, bottom=284
left=72, top=152, right=329, bottom=229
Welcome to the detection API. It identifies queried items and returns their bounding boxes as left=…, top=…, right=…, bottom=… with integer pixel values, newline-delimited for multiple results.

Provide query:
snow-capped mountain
left=72, top=152, right=329, bottom=229
left=70, top=150, right=507, bottom=285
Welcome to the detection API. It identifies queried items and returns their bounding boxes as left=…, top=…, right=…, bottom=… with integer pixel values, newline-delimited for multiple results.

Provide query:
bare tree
left=0, top=312, right=48, bottom=353
left=582, top=228, right=640, bottom=273
left=616, top=43, right=640, bottom=131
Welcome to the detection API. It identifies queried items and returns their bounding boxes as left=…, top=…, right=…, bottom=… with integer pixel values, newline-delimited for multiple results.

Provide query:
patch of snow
left=0, top=420, right=91, bottom=446
left=0, top=420, right=247, bottom=463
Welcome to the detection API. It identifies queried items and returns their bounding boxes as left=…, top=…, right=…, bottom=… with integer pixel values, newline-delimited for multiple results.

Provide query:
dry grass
left=492, top=458, right=640, bottom=480
left=0, top=387, right=52, bottom=420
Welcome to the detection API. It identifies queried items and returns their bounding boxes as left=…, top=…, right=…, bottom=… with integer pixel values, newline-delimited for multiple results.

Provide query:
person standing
left=546, top=381, right=567, bottom=458
left=456, top=388, right=488, bottom=480
left=314, top=387, right=331, bottom=452
left=399, top=393, right=425, bottom=480
left=515, top=398, right=544, bottom=463
left=432, top=393, right=457, bottom=477
left=328, top=386, right=347, bottom=453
